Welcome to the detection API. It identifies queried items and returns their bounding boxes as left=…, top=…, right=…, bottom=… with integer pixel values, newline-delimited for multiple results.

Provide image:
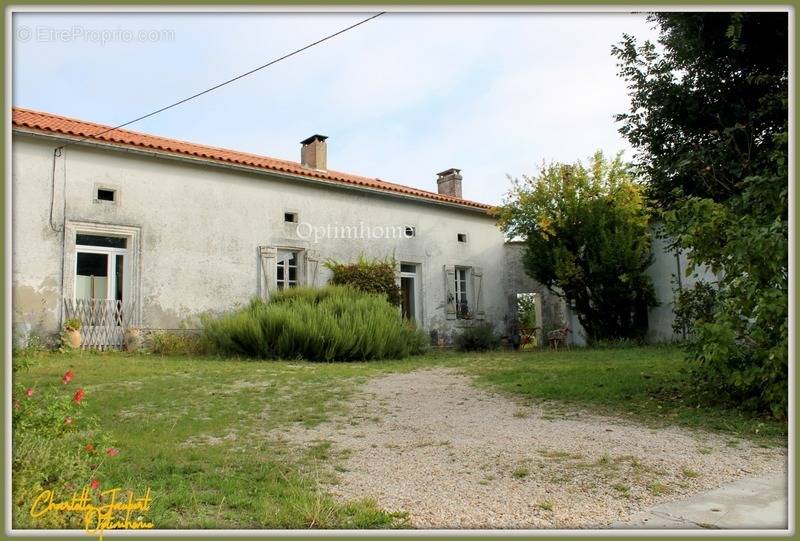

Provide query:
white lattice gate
left=64, top=299, right=136, bottom=350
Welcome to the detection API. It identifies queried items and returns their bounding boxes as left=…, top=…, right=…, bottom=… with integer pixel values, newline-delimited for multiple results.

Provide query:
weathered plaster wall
left=506, top=231, right=718, bottom=346
left=645, top=231, right=717, bottom=343
left=12, top=134, right=510, bottom=342
left=502, top=242, right=572, bottom=341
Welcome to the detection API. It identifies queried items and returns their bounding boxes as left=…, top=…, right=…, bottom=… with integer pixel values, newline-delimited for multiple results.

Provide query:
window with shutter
left=455, top=267, right=470, bottom=319
left=305, top=250, right=320, bottom=286
left=444, top=265, right=457, bottom=320
left=276, top=250, right=300, bottom=290
left=472, top=267, right=485, bottom=320
left=259, top=246, right=278, bottom=298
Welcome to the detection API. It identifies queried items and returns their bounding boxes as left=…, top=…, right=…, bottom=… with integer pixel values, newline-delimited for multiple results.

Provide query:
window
left=76, top=234, right=127, bottom=249
left=457, top=233, right=467, bottom=243
left=276, top=250, right=299, bottom=290
left=75, top=234, right=127, bottom=304
left=95, top=188, right=116, bottom=202
left=404, top=226, right=416, bottom=238
left=454, top=267, right=469, bottom=318
left=284, top=212, right=298, bottom=223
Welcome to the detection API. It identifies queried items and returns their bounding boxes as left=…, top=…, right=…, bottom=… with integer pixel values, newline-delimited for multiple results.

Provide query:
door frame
left=63, top=221, right=142, bottom=325
left=400, top=262, right=422, bottom=323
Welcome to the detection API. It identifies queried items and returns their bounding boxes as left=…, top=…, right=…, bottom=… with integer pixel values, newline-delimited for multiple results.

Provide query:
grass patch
left=12, top=351, right=420, bottom=529
left=12, top=344, right=786, bottom=529
left=612, top=483, right=631, bottom=496
left=459, top=346, right=786, bottom=445
left=648, top=482, right=671, bottom=496
left=682, top=468, right=701, bottom=479
left=511, top=466, right=530, bottom=479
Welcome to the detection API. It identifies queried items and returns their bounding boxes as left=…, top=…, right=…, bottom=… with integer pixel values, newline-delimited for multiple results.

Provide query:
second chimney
left=300, top=134, right=328, bottom=170
left=436, top=168, right=463, bottom=199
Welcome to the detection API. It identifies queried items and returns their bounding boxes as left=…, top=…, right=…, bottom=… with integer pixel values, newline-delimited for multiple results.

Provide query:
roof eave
left=12, top=127, right=496, bottom=216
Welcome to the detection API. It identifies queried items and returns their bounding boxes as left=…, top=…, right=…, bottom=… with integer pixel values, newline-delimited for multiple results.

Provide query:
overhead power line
left=62, top=11, right=386, bottom=147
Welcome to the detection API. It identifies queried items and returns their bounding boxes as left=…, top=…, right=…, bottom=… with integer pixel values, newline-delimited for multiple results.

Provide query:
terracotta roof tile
left=12, top=107, right=492, bottom=211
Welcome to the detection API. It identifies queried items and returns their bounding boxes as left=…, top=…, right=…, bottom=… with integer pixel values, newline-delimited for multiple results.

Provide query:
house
left=11, top=108, right=709, bottom=349
left=12, top=108, right=550, bottom=348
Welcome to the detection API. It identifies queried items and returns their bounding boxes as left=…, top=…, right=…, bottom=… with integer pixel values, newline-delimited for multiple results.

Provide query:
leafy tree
left=497, top=152, right=657, bottom=342
left=672, top=281, right=717, bottom=338
left=613, top=13, right=788, bottom=417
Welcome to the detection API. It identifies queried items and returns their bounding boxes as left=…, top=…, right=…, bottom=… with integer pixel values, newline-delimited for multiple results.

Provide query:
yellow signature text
left=30, top=487, right=154, bottom=540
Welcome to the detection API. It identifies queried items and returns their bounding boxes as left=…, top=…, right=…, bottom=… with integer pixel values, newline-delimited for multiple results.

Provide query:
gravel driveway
left=277, top=368, right=786, bottom=529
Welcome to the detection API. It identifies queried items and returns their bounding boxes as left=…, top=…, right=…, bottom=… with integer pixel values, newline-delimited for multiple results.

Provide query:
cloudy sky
left=13, top=11, right=660, bottom=205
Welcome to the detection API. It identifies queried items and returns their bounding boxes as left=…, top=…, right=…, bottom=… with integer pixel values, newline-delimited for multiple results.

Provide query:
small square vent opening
left=96, top=188, right=116, bottom=202
left=284, top=212, right=298, bottom=223
left=457, top=233, right=467, bottom=243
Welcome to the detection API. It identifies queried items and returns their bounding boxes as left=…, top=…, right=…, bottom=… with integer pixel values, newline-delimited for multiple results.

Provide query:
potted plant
left=123, top=326, right=142, bottom=353
left=63, top=318, right=82, bottom=349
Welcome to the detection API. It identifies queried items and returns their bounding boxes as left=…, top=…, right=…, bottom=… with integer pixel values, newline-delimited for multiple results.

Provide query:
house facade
left=12, top=108, right=533, bottom=347
left=11, top=108, right=707, bottom=349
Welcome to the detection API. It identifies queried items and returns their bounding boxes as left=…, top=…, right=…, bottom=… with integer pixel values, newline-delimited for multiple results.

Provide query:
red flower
left=85, top=443, right=95, bottom=454
left=90, top=479, right=100, bottom=491
left=26, top=388, right=34, bottom=397
left=64, top=416, right=73, bottom=426
left=62, top=370, right=75, bottom=385
left=106, top=447, right=119, bottom=457
left=73, top=388, right=85, bottom=404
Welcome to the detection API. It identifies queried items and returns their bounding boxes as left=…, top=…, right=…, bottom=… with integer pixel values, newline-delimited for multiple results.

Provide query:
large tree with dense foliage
left=497, top=152, right=657, bottom=342
left=613, top=13, right=788, bottom=417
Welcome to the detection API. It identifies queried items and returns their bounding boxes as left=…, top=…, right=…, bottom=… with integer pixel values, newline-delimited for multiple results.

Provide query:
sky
left=12, top=11, right=661, bottom=205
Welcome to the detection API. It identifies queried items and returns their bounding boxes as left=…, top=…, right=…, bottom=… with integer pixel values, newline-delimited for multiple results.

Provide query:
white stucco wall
left=12, top=133, right=510, bottom=342
left=645, top=230, right=717, bottom=343
left=504, top=233, right=718, bottom=346
left=501, top=242, right=580, bottom=344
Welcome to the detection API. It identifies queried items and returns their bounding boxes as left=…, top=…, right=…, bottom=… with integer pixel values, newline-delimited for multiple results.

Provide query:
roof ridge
left=11, top=107, right=493, bottom=211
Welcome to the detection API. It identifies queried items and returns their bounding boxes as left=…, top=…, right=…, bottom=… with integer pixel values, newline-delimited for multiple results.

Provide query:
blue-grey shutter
left=259, top=246, right=277, bottom=298
left=305, top=250, right=320, bottom=287
left=472, top=267, right=485, bottom=320
left=444, top=265, right=457, bottom=320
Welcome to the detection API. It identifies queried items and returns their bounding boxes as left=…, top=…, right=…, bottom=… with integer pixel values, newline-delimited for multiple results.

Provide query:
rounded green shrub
left=455, top=322, right=501, bottom=352
left=324, top=257, right=401, bottom=306
left=202, top=286, right=428, bottom=362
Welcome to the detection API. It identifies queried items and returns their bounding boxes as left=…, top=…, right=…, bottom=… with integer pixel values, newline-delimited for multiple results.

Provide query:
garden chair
left=547, top=326, right=571, bottom=350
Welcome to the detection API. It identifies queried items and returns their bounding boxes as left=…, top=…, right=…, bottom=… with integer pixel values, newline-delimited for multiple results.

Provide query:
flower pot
left=66, top=329, right=81, bottom=349
left=123, top=328, right=142, bottom=353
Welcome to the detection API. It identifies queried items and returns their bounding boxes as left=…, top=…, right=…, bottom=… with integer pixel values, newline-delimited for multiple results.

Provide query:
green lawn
left=12, top=345, right=786, bottom=529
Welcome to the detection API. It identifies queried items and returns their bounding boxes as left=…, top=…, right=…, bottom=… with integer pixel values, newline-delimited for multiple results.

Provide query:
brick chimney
left=436, top=168, right=462, bottom=198
left=300, top=134, right=328, bottom=170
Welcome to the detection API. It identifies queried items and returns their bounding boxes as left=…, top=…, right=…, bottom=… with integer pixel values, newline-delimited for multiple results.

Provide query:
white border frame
left=4, top=4, right=795, bottom=539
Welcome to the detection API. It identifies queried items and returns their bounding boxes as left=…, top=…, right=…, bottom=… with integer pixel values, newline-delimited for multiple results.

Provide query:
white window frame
left=276, top=249, right=302, bottom=290
left=74, top=242, right=128, bottom=302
